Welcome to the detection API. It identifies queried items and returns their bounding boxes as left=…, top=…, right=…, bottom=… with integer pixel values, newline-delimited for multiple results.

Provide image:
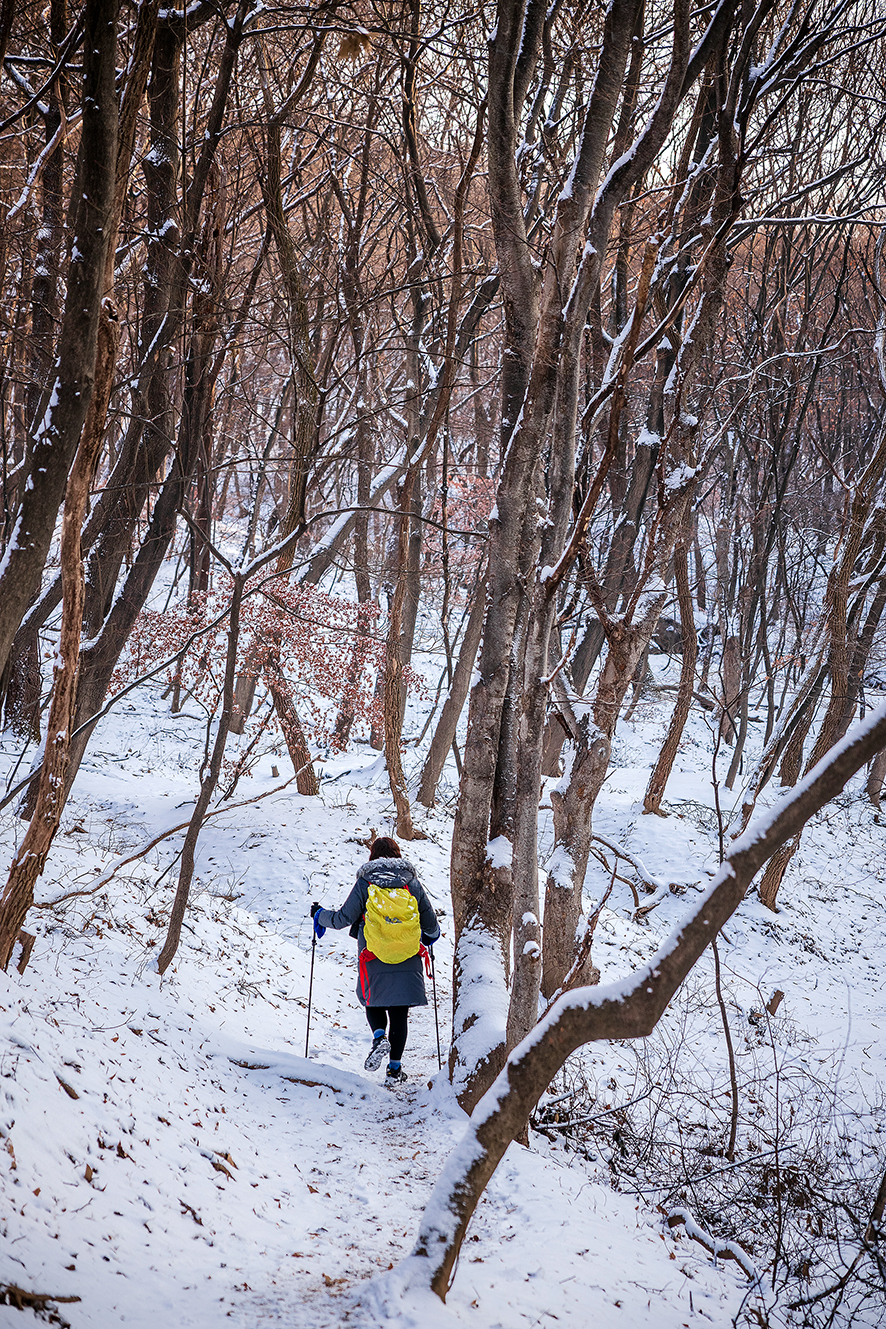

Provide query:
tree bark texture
left=540, top=703, right=610, bottom=998
left=0, top=0, right=118, bottom=684
left=867, top=747, right=886, bottom=806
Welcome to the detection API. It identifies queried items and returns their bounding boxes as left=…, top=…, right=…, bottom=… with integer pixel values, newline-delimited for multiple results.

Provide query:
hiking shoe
left=385, top=1066, right=408, bottom=1085
left=364, top=1035, right=390, bottom=1072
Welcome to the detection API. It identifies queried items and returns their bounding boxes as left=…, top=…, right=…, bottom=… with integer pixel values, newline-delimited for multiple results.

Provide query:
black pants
left=365, top=1005, right=409, bottom=1061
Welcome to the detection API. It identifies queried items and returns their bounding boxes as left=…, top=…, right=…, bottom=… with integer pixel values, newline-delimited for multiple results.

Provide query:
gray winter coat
left=315, top=857, right=440, bottom=1008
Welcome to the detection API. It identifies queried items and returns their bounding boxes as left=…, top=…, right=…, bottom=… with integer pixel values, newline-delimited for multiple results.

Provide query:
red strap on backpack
left=358, top=947, right=376, bottom=1003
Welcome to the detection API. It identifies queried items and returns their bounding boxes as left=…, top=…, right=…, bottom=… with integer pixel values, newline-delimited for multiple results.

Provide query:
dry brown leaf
left=337, top=30, right=371, bottom=61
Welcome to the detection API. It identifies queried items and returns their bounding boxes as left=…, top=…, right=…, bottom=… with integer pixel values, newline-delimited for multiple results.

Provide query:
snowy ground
left=1, top=656, right=884, bottom=1328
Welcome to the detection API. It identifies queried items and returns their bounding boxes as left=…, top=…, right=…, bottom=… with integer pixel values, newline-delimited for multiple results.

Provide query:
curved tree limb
left=404, top=698, right=886, bottom=1300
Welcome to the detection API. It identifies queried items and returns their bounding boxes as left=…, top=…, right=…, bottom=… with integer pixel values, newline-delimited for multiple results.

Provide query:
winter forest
left=1, top=0, right=885, bottom=1324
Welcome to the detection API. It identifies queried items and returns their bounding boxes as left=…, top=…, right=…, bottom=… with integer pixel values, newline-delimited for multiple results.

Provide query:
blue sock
left=373, top=1029, right=386, bottom=1040
left=388, top=1060, right=401, bottom=1071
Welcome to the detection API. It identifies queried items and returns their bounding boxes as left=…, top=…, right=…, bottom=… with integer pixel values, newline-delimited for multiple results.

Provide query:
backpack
left=362, top=881, right=421, bottom=964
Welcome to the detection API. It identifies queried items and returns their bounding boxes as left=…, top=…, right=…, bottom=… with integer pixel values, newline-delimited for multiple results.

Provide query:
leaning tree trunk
left=157, top=574, right=245, bottom=974
left=417, top=570, right=487, bottom=807
left=264, top=659, right=320, bottom=796
left=403, top=700, right=886, bottom=1302
left=0, top=193, right=119, bottom=966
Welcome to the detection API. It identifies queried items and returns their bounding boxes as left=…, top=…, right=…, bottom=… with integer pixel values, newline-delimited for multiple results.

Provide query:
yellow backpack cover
left=363, top=883, right=421, bottom=964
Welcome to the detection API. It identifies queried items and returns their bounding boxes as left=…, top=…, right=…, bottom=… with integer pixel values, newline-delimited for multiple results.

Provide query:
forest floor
left=0, top=648, right=884, bottom=1328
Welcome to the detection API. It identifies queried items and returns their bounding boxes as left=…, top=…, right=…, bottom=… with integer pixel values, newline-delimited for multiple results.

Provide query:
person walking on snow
left=310, top=836, right=440, bottom=1085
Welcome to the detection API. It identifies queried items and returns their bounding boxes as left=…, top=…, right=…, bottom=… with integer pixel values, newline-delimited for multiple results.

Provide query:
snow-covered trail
left=5, top=679, right=883, bottom=1327
left=0, top=752, right=750, bottom=1329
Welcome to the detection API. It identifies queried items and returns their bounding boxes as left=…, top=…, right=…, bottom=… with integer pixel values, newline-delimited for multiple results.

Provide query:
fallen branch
left=591, top=833, right=666, bottom=892
left=0, top=1284, right=81, bottom=1326
left=632, top=880, right=674, bottom=921
left=656, top=682, right=717, bottom=711
left=588, top=846, right=640, bottom=907
left=531, top=1086, right=654, bottom=1133
left=666, top=1206, right=761, bottom=1281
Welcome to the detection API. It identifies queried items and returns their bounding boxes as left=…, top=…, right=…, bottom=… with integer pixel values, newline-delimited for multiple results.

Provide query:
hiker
left=310, top=836, right=440, bottom=1084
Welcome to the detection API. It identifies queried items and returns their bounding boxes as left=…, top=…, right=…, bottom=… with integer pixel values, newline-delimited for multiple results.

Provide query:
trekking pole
left=431, top=949, right=442, bottom=1071
left=305, top=930, right=317, bottom=1058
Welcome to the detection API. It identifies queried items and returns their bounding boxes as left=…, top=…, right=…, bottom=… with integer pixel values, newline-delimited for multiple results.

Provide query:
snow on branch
left=400, top=699, right=886, bottom=1301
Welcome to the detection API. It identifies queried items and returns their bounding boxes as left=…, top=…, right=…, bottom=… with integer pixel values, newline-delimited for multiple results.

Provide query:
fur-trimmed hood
left=357, top=857, right=419, bottom=889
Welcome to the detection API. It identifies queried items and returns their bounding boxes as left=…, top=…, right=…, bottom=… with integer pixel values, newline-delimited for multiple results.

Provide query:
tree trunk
left=258, top=61, right=318, bottom=561
left=719, top=634, right=740, bottom=743
left=0, top=0, right=118, bottom=684
left=384, top=469, right=417, bottom=839
left=82, top=16, right=181, bottom=637
left=157, top=573, right=245, bottom=974
left=0, top=252, right=118, bottom=969
left=644, top=540, right=698, bottom=814
left=541, top=704, right=610, bottom=998
left=264, top=665, right=320, bottom=796
left=868, top=747, right=886, bottom=807
left=757, top=833, right=799, bottom=912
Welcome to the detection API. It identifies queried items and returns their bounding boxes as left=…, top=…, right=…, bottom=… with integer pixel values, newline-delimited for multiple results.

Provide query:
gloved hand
left=311, top=902, right=326, bottom=939
left=421, top=931, right=438, bottom=949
